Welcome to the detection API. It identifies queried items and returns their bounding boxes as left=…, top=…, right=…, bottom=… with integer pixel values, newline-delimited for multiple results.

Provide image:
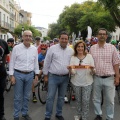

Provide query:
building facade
left=111, top=26, right=120, bottom=42
left=0, top=0, right=31, bottom=41
left=20, top=10, right=32, bottom=26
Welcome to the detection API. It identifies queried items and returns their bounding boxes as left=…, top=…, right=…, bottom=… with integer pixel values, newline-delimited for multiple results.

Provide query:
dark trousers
left=0, top=75, right=6, bottom=118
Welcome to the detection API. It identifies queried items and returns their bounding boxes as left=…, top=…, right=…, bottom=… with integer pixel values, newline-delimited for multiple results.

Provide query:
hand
left=10, top=76, right=16, bottom=85
left=90, top=68, right=96, bottom=75
left=114, top=76, right=119, bottom=86
left=44, top=75, right=48, bottom=82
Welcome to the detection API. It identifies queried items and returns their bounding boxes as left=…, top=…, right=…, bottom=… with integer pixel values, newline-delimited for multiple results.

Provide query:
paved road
left=4, top=87, right=120, bottom=120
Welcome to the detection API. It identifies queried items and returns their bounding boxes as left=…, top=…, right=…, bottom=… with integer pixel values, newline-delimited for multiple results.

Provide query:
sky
left=16, top=0, right=96, bottom=29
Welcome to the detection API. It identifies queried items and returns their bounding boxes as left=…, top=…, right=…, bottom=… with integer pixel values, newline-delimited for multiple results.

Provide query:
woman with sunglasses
left=68, top=40, right=95, bottom=120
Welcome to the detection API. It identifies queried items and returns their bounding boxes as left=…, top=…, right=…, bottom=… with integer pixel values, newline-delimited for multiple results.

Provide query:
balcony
left=0, top=21, right=9, bottom=30
left=10, top=13, right=15, bottom=19
left=9, top=26, right=14, bottom=32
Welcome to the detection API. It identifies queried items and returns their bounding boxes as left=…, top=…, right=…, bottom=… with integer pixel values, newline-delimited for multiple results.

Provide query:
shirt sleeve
left=112, top=46, right=120, bottom=66
left=43, top=48, right=52, bottom=75
left=9, top=46, right=17, bottom=75
left=89, top=54, right=95, bottom=67
left=34, top=49, right=39, bottom=74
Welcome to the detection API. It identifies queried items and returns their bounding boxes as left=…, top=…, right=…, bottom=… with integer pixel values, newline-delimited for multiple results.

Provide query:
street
left=4, top=87, right=120, bottom=120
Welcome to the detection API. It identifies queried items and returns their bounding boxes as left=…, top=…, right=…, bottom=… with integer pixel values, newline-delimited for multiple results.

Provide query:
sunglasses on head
left=41, top=48, right=46, bottom=50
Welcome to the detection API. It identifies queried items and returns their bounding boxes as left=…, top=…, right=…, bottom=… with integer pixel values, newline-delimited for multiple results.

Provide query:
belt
left=51, top=73, right=69, bottom=77
left=15, top=69, right=33, bottom=74
left=96, top=75, right=113, bottom=78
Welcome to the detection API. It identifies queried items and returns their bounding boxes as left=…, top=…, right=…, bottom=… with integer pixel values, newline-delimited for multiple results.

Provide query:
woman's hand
left=90, top=67, right=96, bottom=75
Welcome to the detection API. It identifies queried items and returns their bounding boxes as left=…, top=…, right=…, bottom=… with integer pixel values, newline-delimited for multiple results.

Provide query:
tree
left=48, top=1, right=117, bottom=40
left=98, top=0, right=120, bottom=27
left=14, top=24, right=42, bottom=39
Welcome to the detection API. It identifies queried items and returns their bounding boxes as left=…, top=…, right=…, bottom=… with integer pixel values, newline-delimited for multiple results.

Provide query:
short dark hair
left=7, top=38, right=14, bottom=43
left=97, top=28, right=108, bottom=35
left=59, top=31, right=69, bottom=39
left=35, top=36, right=41, bottom=40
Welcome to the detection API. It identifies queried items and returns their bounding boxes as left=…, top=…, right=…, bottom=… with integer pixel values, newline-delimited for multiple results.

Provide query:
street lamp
left=21, top=26, right=24, bottom=36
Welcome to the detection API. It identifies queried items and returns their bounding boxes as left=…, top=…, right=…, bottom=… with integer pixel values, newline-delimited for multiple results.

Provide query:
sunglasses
left=79, top=60, right=83, bottom=65
left=41, top=48, right=46, bottom=50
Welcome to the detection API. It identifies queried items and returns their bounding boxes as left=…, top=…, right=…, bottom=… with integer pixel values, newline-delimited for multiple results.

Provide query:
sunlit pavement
left=4, top=87, right=120, bottom=120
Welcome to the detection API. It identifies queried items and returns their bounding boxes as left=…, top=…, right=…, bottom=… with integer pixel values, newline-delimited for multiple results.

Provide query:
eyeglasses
left=98, top=33, right=107, bottom=36
left=24, top=35, right=32, bottom=38
left=41, top=48, right=46, bottom=50
left=7, top=42, right=11, bottom=44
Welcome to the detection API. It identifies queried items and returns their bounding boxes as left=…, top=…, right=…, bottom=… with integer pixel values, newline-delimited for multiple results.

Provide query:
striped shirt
left=9, top=43, right=39, bottom=75
left=43, top=44, right=74, bottom=75
left=90, top=43, right=120, bottom=76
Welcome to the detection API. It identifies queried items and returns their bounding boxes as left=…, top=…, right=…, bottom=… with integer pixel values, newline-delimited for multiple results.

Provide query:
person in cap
left=7, top=38, right=14, bottom=52
left=34, top=36, right=41, bottom=54
left=53, top=38, right=59, bottom=45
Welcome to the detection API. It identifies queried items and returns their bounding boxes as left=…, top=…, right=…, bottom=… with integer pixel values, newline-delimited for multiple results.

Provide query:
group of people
left=0, top=28, right=119, bottom=120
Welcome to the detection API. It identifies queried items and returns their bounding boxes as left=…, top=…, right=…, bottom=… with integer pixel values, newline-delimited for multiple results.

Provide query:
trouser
left=72, top=84, right=92, bottom=120
left=13, top=71, right=34, bottom=118
left=93, top=76, right=115, bottom=120
left=45, top=73, right=69, bottom=118
left=0, top=75, right=6, bottom=118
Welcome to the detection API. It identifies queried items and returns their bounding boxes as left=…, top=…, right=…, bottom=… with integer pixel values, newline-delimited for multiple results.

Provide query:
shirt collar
left=97, top=42, right=107, bottom=48
left=58, top=43, right=67, bottom=50
left=22, top=43, right=31, bottom=48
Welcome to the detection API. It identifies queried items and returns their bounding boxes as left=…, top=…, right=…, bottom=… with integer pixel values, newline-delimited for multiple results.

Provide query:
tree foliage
left=14, top=24, right=42, bottom=38
left=48, top=1, right=117, bottom=40
left=98, top=0, right=120, bottom=27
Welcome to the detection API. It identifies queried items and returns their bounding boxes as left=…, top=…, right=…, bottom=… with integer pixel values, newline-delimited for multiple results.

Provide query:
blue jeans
left=93, top=75, right=115, bottom=120
left=45, top=73, right=69, bottom=118
left=13, top=71, right=34, bottom=118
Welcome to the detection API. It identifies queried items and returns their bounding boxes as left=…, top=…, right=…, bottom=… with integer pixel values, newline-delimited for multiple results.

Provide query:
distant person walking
left=90, top=28, right=120, bottom=120
left=9, top=30, right=39, bottom=120
left=43, top=31, right=74, bottom=120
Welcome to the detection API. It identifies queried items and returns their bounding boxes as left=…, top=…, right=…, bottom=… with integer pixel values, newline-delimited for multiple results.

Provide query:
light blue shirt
left=43, top=44, right=74, bottom=75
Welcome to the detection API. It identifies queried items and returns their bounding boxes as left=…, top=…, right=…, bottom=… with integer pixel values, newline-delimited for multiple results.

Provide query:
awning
left=7, top=32, right=13, bottom=38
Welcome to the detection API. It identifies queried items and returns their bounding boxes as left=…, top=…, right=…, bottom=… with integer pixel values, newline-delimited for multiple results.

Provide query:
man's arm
left=114, top=64, right=119, bottom=85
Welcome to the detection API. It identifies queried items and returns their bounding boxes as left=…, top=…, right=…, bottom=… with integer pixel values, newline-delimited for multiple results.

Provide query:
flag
left=87, top=26, right=92, bottom=41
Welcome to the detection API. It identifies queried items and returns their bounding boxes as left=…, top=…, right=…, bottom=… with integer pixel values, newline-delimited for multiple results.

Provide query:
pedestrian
left=43, top=31, right=74, bottom=120
left=34, top=36, right=41, bottom=54
left=9, top=30, right=39, bottom=120
left=32, top=36, right=41, bottom=103
left=90, top=28, right=120, bottom=120
left=68, top=40, right=95, bottom=120
left=0, top=39, right=9, bottom=120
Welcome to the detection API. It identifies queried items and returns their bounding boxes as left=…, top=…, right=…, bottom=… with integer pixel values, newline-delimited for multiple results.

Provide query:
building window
left=116, top=35, right=118, bottom=41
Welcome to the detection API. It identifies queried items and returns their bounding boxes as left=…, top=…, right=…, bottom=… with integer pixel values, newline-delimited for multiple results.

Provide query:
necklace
left=77, top=55, right=86, bottom=65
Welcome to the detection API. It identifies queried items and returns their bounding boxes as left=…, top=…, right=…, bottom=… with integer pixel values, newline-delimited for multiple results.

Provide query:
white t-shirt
left=70, top=54, right=94, bottom=86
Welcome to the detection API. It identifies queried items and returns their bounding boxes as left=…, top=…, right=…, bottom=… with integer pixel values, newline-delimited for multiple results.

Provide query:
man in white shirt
left=43, top=31, right=74, bottom=120
left=9, top=30, right=39, bottom=120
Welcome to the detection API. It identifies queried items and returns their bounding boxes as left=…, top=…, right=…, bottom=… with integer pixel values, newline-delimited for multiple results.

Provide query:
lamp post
left=21, top=26, right=24, bottom=36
